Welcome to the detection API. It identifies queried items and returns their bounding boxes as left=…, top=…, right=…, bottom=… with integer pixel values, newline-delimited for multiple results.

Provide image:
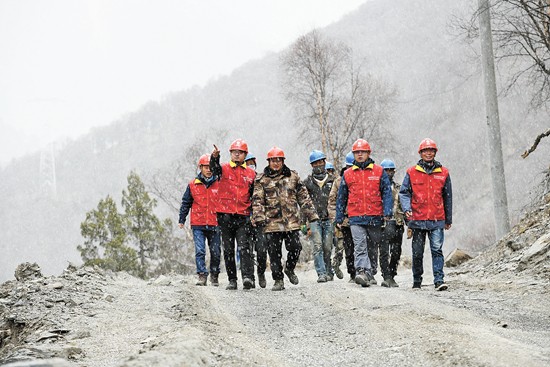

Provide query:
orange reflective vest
left=407, top=165, right=449, bottom=221
left=217, top=162, right=255, bottom=215
left=343, top=163, right=384, bottom=217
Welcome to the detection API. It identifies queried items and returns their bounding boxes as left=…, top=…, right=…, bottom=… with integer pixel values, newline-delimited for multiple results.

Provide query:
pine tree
left=121, top=171, right=164, bottom=278
left=77, top=196, right=139, bottom=274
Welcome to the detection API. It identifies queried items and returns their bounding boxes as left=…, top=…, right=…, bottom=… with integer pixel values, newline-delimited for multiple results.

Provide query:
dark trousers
left=383, top=221, right=404, bottom=277
left=217, top=213, right=254, bottom=282
left=252, top=226, right=268, bottom=276
left=264, top=230, right=302, bottom=281
left=367, top=225, right=390, bottom=279
left=341, top=226, right=355, bottom=277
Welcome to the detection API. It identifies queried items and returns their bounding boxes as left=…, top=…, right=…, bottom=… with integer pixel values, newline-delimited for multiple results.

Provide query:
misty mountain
left=1, top=0, right=548, bottom=281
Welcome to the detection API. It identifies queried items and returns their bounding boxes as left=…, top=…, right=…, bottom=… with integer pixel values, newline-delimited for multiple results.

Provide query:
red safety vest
left=189, top=178, right=219, bottom=226
left=217, top=162, right=255, bottom=215
left=343, top=163, right=384, bottom=217
left=407, top=165, right=449, bottom=221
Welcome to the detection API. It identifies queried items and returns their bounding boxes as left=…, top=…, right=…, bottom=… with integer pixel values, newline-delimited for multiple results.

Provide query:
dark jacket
left=303, top=173, right=335, bottom=221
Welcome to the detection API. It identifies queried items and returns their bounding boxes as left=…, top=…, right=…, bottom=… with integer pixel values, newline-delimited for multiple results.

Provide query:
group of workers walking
left=178, top=137, right=452, bottom=291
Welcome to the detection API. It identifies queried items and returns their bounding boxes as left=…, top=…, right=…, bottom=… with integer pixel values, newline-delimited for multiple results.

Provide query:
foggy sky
left=0, top=0, right=366, bottom=167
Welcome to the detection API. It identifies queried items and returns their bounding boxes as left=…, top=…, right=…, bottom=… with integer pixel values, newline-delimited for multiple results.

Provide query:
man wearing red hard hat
left=399, top=138, right=453, bottom=291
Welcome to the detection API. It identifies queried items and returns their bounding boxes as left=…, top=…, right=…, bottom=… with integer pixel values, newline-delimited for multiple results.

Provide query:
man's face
left=200, top=165, right=213, bottom=178
left=268, top=157, right=284, bottom=171
left=353, top=150, right=370, bottom=163
left=311, top=159, right=325, bottom=173
left=384, top=168, right=395, bottom=180
left=420, top=148, right=436, bottom=162
left=230, top=150, right=247, bottom=163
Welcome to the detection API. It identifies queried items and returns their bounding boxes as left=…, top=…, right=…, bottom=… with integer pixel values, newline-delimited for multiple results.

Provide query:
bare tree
left=281, top=30, right=397, bottom=166
left=147, top=129, right=229, bottom=215
left=458, top=0, right=550, bottom=107
left=521, top=127, right=550, bottom=157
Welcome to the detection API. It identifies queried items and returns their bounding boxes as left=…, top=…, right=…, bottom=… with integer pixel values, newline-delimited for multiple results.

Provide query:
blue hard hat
left=325, top=162, right=335, bottom=170
left=245, top=153, right=256, bottom=161
left=309, top=150, right=326, bottom=164
left=380, top=159, right=396, bottom=169
left=345, top=151, right=354, bottom=166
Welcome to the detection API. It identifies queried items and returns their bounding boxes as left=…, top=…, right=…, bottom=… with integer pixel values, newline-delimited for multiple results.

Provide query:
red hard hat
left=418, top=138, right=438, bottom=153
left=229, top=139, right=248, bottom=153
left=267, top=146, right=285, bottom=159
left=198, top=154, right=210, bottom=166
left=352, top=139, right=371, bottom=152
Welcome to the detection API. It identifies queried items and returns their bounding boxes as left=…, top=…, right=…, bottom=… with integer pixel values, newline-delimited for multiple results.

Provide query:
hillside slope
left=1, top=0, right=549, bottom=281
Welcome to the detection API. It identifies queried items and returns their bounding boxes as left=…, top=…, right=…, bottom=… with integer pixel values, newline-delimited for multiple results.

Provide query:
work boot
left=354, top=271, right=370, bottom=288
left=435, top=282, right=448, bottom=291
left=326, top=274, right=334, bottom=281
left=386, top=277, right=399, bottom=288
left=381, top=277, right=391, bottom=288
left=272, top=279, right=285, bottom=291
left=196, top=273, right=207, bottom=286
left=226, top=279, right=238, bottom=290
left=210, top=273, right=219, bottom=287
left=258, top=273, right=267, bottom=288
left=242, top=277, right=254, bottom=290
left=317, top=275, right=327, bottom=283
left=334, top=266, right=344, bottom=279
left=284, top=267, right=299, bottom=285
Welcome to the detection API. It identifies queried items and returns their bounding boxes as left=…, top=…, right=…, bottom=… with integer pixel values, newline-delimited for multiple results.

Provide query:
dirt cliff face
left=462, top=192, right=550, bottom=281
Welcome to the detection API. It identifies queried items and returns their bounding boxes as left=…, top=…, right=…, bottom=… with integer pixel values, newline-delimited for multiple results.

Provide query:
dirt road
left=39, top=266, right=549, bottom=367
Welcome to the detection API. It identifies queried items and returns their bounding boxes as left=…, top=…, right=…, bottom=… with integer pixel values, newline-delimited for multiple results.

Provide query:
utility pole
left=478, top=0, right=510, bottom=239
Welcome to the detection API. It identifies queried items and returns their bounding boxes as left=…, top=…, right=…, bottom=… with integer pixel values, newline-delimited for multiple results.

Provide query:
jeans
left=217, top=213, right=254, bottom=282
left=310, top=219, right=334, bottom=276
left=411, top=228, right=445, bottom=284
left=192, top=227, right=221, bottom=275
left=350, top=224, right=383, bottom=275
left=264, top=230, right=302, bottom=280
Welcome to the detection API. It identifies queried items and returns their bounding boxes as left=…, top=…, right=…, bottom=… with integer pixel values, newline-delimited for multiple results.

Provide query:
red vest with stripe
left=217, top=162, right=255, bottom=215
left=343, top=163, right=384, bottom=217
left=189, top=178, right=219, bottom=226
left=407, top=165, right=449, bottom=221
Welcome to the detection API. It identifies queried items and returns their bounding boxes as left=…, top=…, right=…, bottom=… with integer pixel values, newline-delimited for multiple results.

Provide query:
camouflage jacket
left=328, top=175, right=350, bottom=227
left=391, top=181, right=405, bottom=226
left=252, top=165, right=319, bottom=233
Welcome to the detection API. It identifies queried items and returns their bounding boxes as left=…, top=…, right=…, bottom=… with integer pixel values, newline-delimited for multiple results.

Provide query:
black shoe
left=210, top=273, right=219, bottom=287
left=412, top=282, right=421, bottom=289
left=243, top=277, right=254, bottom=290
left=272, top=279, right=285, bottom=291
left=258, top=274, right=266, bottom=288
left=435, top=282, right=448, bottom=291
left=381, top=278, right=391, bottom=288
left=226, top=280, right=237, bottom=290
left=284, top=267, right=299, bottom=285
